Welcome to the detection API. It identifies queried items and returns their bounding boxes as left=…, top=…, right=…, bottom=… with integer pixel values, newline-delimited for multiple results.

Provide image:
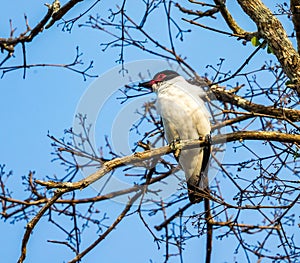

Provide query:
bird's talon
left=170, top=138, right=181, bottom=158
left=174, top=148, right=181, bottom=159
left=204, top=134, right=212, bottom=145
left=169, top=138, right=180, bottom=150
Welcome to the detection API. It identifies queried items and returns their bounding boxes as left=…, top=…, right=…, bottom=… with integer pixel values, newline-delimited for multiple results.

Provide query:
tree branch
left=213, top=0, right=251, bottom=37
left=0, top=0, right=84, bottom=54
left=17, top=188, right=69, bottom=263
left=68, top=191, right=142, bottom=263
left=210, top=86, right=300, bottom=122
left=237, top=0, right=300, bottom=95
left=175, top=2, right=219, bottom=18
left=291, top=0, right=300, bottom=53
left=36, top=131, right=300, bottom=191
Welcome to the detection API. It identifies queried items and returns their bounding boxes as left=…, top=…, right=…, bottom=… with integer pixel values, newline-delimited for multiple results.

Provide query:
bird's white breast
left=155, top=78, right=211, bottom=141
left=154, top=76, right=211, bottom=190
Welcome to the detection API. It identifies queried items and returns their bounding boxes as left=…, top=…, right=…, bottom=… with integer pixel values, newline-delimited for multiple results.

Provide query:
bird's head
left=139, top=70, right=180, bottom=92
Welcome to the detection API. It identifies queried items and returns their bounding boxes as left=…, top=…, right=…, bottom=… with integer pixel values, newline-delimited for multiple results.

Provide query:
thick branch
left=13, top=131, right=300, bottom=262
left=210, top=86, right=300, bottom=122
left=237, top=0, right=300, bottom=94
left=291, top=0, right=300, bottom=53
left=36, top=131, right=300, bottom=190
left=214, top=131, right=300, bottom=144
left=46, top=0, right=84, bottom=29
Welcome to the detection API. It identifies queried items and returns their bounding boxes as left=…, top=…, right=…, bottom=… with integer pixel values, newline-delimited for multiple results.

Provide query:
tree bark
left=237, top=0, right=300, bottom=95
left=291, top=0, right=300, bottom=53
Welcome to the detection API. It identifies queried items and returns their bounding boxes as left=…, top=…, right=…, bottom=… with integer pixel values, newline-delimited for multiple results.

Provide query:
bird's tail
left=187, top=136, right=211, bottom=203
left=187, top=182, right=209, bottom=203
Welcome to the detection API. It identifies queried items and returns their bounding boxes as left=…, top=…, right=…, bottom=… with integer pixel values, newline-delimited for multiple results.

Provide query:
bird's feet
left=169, top=138, right=181, bottom=159
left=204, top=134, right=212, bottom=146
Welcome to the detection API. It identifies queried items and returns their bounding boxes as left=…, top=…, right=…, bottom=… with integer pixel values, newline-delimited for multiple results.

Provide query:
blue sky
left=0, top=1, right=292, bottom=263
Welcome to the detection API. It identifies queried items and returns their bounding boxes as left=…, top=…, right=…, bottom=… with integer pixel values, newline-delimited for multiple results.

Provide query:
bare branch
left=237, top=0, right=300, bottom=94
left=213, top=0, right=251, bottom=37
left=36, top=131, right=300, bottom=191
left=0, top=0, right=85, bottom=62
left=210, top=86, right=300, bottom=122
left=68, top=191, right=142, bottom=263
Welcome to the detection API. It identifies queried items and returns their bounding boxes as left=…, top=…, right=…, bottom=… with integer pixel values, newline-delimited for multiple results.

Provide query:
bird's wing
left=180, top=141, right=210, bottom=203
left=188, top=104, right=211, bottom=196
left=173, top=77, right=208, bottom=99
left=180, top=94, right=211, bottom=202
left=180, top=147, right=205, bottom=202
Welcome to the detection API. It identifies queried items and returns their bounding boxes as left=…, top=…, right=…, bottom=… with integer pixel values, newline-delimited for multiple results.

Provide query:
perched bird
left=139, top=70, right=211, bottom=203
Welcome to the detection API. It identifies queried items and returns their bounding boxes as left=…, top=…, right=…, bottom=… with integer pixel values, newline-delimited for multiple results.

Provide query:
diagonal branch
left=14, top=131, right=300, bottom=262
left=237, top=0, right=300, bottom=95
left=0, top=0, right=84, bottom=54
left=291, top=0, right=300, bottom=53
left=68, top=191, right=142, bottom=263
left=210, top=86, right=300, bottom=122
left=46, top=0, right=84, bottom=29
left=17, top=188, right=69, bottom=263
left=36, top=131, right=300, bottom=191
left=175, top=2, right=219, bottom=18
left=213, top=0, right=252, bottom=37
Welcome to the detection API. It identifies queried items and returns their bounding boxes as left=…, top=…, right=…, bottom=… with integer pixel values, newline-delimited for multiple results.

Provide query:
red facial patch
left=154, top=73, right=166, bottom=82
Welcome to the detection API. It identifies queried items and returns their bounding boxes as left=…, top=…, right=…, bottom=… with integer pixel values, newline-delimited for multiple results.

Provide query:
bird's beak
left=138, top=79, right=155, bottom=90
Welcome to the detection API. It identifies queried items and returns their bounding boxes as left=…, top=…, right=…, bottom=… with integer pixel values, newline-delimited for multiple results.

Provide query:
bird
left=139, top=70, right=211, bottom=203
